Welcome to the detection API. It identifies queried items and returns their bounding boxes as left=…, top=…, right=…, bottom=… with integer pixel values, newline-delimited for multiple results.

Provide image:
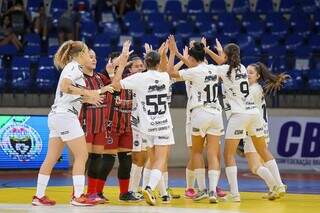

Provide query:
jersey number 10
left=204, top=84, right=219, bottom=104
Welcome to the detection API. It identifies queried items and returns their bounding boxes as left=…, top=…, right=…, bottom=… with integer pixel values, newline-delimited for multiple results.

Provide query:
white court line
left=0, top=204, right=240, bottom=213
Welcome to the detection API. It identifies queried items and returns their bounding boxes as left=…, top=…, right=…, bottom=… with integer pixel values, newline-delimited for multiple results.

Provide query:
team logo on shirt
left=235, top=73, right=247, bottom=80
left=148, top=84, right=166, bottom=92
left=134, top=140, right=140, bottom=147
left=204, top=75, right=217, bottom=83
left=106, top=137, right=113, bottom=144
left=234, top=130, right=244, bottom=135
left=0, top=122, right=42, bottom=162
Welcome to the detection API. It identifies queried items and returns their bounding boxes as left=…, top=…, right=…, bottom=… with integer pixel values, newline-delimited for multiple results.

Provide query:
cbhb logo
left=0, top=123, right=42, bottom=162
left=278, top=122, right=320, bottom=157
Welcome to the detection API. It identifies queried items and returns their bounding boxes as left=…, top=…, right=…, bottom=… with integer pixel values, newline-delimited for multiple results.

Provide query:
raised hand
left=183, top=46, right=189, bottom=58
left=144, top=43, right=153, bottom=56
left=215, top=38, right=224, bottom=55
left=168, top=35, right=177, bottom=53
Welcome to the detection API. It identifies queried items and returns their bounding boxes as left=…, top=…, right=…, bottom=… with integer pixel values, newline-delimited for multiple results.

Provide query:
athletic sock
left=147, top=169, right=162, bottom=190
left=157, top=175, right=168, bottom=196
left=142, top=168, right=151, bottom=189
left=225, top=166, right=239, bottom=196
left=163, top=171, right=168, bottom=189
left=208, top=170, right=220, bottom=193
left=186, top=168, right=195, bottom=189
left=128, top=164, right=137, bottom=191
left=118, top=152, right=132, bottom=195
left=73, top=175, right=85, bottom=198
left=133, top=166, right=143, bottom=192
left=265, top=159, right=284, bottom=186
left=36, top=174, right=50, bottom=198
left=256, top=166, right=276, bottom=191
left=194, top=168, right=206, bottom=190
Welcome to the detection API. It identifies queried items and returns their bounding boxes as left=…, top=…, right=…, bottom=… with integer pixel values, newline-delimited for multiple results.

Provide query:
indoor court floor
left=0, top=168, right=319, bottom=213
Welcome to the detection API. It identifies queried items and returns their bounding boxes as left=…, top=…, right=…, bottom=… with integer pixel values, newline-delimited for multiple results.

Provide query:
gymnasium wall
left=0, top=107, right=319, bottom=171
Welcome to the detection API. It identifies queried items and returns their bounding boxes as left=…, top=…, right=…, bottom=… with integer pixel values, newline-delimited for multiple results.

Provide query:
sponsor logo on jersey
left=234, top=130, right=244, bottom=135
left=204, top=75, right=218, bottom=83
left=0, top=123, right=42, bottom=162
left=61, top=130, right=69, bottom=135
left=106, top=137, right=113, bottom=144
left=256, top=127, right=263, bottom=132
left=192, top=127, right=200, bottom=132
left=148, top=84, right=166, bottom=92
left=158, top=136, right=169, bottom=140
left=134, top=140, right=140, bottom=147
left=235, top=73, right=247, bottom=80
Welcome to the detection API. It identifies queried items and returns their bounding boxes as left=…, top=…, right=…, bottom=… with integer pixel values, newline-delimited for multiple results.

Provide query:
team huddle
left=31, top=34, right=289, bottom=207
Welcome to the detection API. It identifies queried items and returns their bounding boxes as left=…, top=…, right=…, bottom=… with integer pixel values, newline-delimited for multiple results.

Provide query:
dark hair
left=250, top=62, right=289, bottom=94
left=189, top=42, right=205, bottom=62
left=144, top=51, right=160, bottom=69
left=128, top=53, right=141, bottom=62
left=224, top=43, right=241, bottom=80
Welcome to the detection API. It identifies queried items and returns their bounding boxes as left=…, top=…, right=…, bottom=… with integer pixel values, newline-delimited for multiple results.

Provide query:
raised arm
left=158, top=41, right=169, bottom=72
left=167, top=35, right=182, bottom=79
left=111, top=40, right=132, bottom=91
left=204, top=38, right=226, bottom=65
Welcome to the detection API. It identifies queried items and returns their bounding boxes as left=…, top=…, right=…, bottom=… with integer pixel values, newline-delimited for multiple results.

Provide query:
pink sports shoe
left=216, top=187, right=227, bottom=198
left=70, top=194, right=98, bottom=206
left=32, top=195, right=56, bottom=206
left=185, top=188, right=197, bottom=199
left=86, top=193, right=106, bottom=204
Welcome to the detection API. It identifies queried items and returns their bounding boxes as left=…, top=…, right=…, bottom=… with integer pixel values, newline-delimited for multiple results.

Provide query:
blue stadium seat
left=270, top=57, right=287, bottom=73
left=36, top=57, right=57, bottom=92
left=0, top=45, right=18, bottom=55
left=187, top=0, right=204, bottom=14
left=241, top=56, right=261, bottom=66
left=279, top=0, right=295, bottom=13
left=78, top=11, right=93, bottom=23
left=260, top=34, right=279, bottom=52
left=293, top=46, right=311, bottom=71
left=0, top=68, right=6, bottom=91
left=209, top=0, right=227, bottom=14
left=270, top=20, right=289, bottom=37
left=141, top=0, right=158, bottom=14
left=146, top=13, right=166, bottom=30
left=283, top=70, right=304, bottom=91
left=96, top=57, right=106, bottom=73
left=128, top=22, right=145, bottom=39
left=73, top=0, right=90, bottom=11
left=290, top=13, right=311, bottom=37
left=80, top=21, right=97, bottom=42
left=141, top=35, right=160, bottom=48
left=266, top=45, right=286, bottom=59
left=245, top=20, right=265, bottom=38
left=285, top=34, right=304, bottom=51
left=124, top=11, right=141, bottom=28
left=308, top=70, right=320, bottom=90
left=221, top=21, right=241, bottom=37
left=235, top=34, right=254, bottom=49
left=93, top=33, right=112, bottom=58
left=198, top=23, right=217, bottom=38
left=51, top=10, right=64, bottom=28
left=11, top=57, right=31, bottom=91
left=309, top=34, right=320, bottom=51
left=165, top=0, right=182, bottom=15
left=27, top=0, right=43, bottom=12
left=241, top=45, right=261, bottom=56
left=241, top=13, right=261, bottom=27
left=50, top=0, right=68, bottom=13
left=265, top=12, right=285, bottom=28
left=24, top=33, right=41, bottom=62
left=232, top=0, right=250, bottom=13
left=48, top=45, right=58, bottom=57
left=153, top=22, right=170, bottom=40
left=102, top=22, right=121, bottom=39
left=194, top=13, right=212, bottom=28
left=255, top=0, right=274, bottom=13
left=175, top=23, right=194, bottom=39
left=299, top=0, right=318, bottom=13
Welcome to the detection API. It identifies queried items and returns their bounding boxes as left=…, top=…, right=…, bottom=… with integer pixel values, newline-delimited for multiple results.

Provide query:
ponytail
left=251, top=62, right=290, bottom=94
left=224, top=43, right=241, bottom=80
left=54, top=40, right=88, bottom=70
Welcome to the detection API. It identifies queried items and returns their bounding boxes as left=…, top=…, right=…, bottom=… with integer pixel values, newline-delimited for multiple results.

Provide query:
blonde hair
left=54, top=40, right=88, bottom=70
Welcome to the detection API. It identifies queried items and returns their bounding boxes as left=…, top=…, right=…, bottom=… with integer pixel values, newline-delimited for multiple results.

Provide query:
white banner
left=236, top=116, right=320, bottom=171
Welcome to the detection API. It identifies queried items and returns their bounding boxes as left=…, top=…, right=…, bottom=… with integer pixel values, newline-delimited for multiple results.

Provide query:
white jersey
left=131, top=92, right=139, bottom=130
left=185, top=80, right=192, bottom=123
left=120, top=70, right=173, bottom=136
left=179, top=63, right=222, bottom=114
left=250, top=83, right=268, bottom=123
left=217, top=64, right=258, bottom=114
left=51, top=61, right=85, bottom=116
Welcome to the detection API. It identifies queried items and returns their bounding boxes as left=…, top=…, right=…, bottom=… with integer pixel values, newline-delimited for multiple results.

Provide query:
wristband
left=98, top=89, right=102, bottom=94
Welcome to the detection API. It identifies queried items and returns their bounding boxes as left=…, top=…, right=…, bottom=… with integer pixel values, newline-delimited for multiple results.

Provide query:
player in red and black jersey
left=79, top=49, right=113, bottom=204
left=95, top=47, right=143, bottom=202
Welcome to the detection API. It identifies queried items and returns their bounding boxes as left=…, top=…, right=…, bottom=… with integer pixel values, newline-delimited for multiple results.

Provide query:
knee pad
left=117, top=152, right=132, bottom=179
left=96, top=154, right=116, bottom=180
left=87, top=153, right=103, bottom=179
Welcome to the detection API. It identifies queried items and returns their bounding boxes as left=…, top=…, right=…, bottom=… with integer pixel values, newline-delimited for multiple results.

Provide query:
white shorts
left=191, top=108, right=224, bottom=137
left=141, top=131, right=175, bottom=148
left=132, top=128, right=147, bottom=152
left=225, top=113, right=264, bottom=139
left=48, top=112, right=84, bottom=141
left=243, top=122, right=270, bottom=153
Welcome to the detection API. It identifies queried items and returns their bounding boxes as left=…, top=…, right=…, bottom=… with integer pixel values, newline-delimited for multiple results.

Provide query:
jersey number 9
left=240, top=81, right=249, bottom=97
